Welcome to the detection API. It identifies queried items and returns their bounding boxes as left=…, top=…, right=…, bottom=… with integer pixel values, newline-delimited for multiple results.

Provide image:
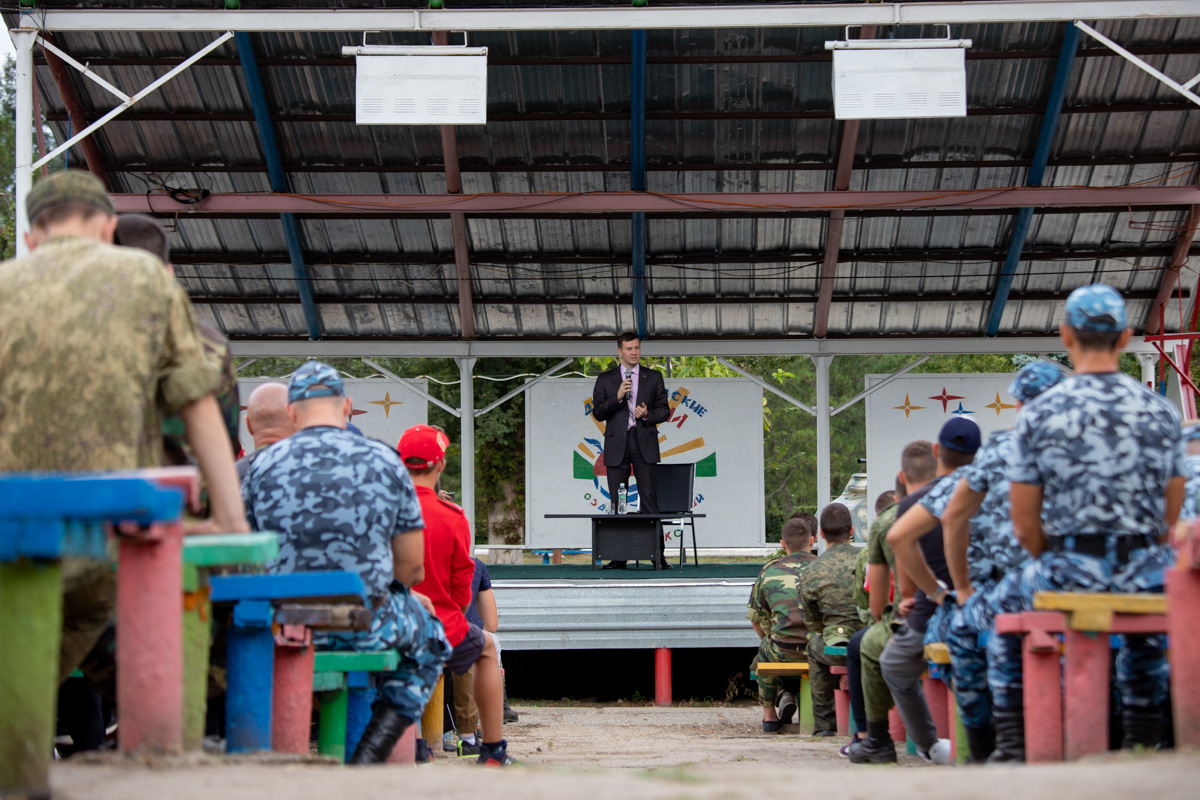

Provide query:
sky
left=1, top=29, right=14, bottom=61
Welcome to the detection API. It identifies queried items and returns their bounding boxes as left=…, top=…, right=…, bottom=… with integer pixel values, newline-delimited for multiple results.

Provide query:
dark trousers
left=847, top=626, right=868, bottom=734
left=605, top=426, right=663, bottom=561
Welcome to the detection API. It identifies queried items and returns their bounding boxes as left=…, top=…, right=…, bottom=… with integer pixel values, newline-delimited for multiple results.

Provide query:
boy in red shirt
left=400, top=425, right=513, bottom=766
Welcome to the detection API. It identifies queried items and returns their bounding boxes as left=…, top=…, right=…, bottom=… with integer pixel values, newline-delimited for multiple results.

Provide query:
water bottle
left=618, top=483, right=628, bottom=515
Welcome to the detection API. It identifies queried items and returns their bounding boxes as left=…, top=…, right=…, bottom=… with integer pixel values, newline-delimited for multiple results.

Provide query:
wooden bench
left=995, top=591, right=1168, bottom=762
left=312, top=650, right=414, bottom=764
left=751, top=662, right=813, bottom=732
left=1169, top=520, right=1200, bottom=749
left=0, top=473, right=184, bottom=797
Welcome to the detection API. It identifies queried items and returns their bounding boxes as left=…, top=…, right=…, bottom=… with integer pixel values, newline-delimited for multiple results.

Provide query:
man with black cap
left=849, top=419, right=979, bottom=765
left=242, top=362, right=452, bottom=764
left=985, top=284, right=1183, bottom=760
left=0, top=171, right=247, bottom=687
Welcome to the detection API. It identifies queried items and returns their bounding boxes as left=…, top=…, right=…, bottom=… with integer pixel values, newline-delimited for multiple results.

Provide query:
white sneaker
left=917, top=738, right=952, bottom=765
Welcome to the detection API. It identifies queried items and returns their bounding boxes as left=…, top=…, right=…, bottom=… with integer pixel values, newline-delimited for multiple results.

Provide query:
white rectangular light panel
left=354, top=49, right=488, bottom=125
left=832, top=47, right=967, bottom=120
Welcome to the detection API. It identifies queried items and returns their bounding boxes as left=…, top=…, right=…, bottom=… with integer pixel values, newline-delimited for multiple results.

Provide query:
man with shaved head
left=236, top=382, right=296, bottom=481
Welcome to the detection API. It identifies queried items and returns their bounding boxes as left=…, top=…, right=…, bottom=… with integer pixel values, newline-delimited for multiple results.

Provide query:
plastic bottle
left=618, top=483, right=628, bottom=514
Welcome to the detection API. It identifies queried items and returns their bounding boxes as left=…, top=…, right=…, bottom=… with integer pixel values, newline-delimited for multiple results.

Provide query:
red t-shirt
left=411, top=485, right=475, bottom=647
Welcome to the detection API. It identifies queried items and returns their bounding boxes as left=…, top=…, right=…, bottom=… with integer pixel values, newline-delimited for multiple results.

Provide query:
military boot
left=348, top=702, right=411, bottom=764
left=1121, top=709, right=1162, bottom=750
left=964, top=724, right=996, bottom=763
left=847, top=719, right=897, bottom=764
left=986, top=708, right=1024, bottom=764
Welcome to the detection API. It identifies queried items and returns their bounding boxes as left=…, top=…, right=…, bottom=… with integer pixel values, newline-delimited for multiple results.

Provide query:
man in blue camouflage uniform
left=985, top=285, right=1184, bottom=761
left=243, top=361, right=451, bottom=764
left=890, top=362, right=1064, bottom=762
left=1179, top=422, right=1200, bottom=521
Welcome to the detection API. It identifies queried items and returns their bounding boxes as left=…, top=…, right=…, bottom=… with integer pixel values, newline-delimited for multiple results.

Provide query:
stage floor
left=485, top=562, right=762, bottom=581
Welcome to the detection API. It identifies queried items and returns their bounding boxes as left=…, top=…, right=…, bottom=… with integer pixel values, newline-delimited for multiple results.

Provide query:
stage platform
left=490, top=562, right=762, bottom=651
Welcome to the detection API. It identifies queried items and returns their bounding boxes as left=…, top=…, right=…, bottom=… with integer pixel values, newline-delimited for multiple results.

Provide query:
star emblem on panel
left=368, top=392, right=403, bottom=418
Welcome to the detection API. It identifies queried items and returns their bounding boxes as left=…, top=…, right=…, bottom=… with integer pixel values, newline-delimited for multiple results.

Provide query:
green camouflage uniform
left=861, top=503, right=900, bottom=723
left=747, top=550, right=817, bottom=704
left=800, top=541, right=866, bottom=733
left=162, top=320, right=240, bottom=466
left=0, top=235, right=220, bottom=680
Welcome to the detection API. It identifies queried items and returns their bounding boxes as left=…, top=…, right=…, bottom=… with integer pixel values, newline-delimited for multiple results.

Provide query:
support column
left=457, top=357, right=477, bottom=532
left=12, top=28, right=36, bottom=257
left=654, top=648, right=672, bottom=707
left=1137, top=352, right=1158, bottom=391
left=813, top=355, right=834, bottom=516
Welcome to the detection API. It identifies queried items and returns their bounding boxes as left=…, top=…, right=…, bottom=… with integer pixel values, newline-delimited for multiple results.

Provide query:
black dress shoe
left=601, top=560, right=628, bottom=570
left=655, top=560, right=673, bottom=570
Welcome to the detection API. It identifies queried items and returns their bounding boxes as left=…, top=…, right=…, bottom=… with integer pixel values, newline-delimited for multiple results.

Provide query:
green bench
left=312, top=650, right=405, bottom=762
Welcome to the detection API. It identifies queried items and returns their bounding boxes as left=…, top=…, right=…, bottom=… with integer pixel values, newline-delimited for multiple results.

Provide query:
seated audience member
left=898, top=362, right=1063, bottom=762
left=1179, top=421, right=1200, bottom=521
left=449, top=556, right=513, bottom=752
left=472, top=562, right=519, bottom=723
left=243, top=363, right=451, bottom=764
left=236, top=382, right=295, bottom=480
left=114, top=213, right=241, bottom=465
left=747, top=513, right=818, bottom=732
left=848, top=442, right=937, bottom=764
left=401, top=425, right=515, bottom=767
left=880, top=418, right=981, bottom=765
left=842, top=480, right=906, bottom=756
left=800, top=503, right=866, bottom=736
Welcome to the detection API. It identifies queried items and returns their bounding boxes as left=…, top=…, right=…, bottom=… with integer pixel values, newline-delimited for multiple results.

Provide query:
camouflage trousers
left=986, top=545, right=1174, bottom=714
left=806, top=633, right=847, bottom=733
left=317, top=582, right=452, bottom=723
left=945, top=568, right=1027, bottom=728
left=59, top=559, right=118, bottom=685
left=753, top=637, right=808, bottom=705
left=858, top=619, right=895, bottom=723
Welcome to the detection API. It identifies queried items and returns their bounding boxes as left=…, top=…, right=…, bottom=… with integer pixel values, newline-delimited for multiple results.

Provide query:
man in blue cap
left=888, top=362, right=1064, bottom=762
left=242, top=361, right=452, bottom=763
left=1178, top=421, right=1200, bottom=521
left=984, top=284, right=1184, bottom=760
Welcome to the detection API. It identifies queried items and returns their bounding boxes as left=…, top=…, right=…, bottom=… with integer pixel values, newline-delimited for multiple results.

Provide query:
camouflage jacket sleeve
left=155, top=275, right=221, bottom=416
left=746, top=567, right=768, bottom=625
left=800, top=573, right=822, bottom=635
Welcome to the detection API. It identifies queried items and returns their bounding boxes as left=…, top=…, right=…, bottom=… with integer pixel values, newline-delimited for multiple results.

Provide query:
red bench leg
left=1024, top=627, right=1063, bottom=763
left=1167, top=565, right=1200, bottom=748
left=1063, top=629, right=1109, bottom=760
left=388, top=724, right=417, bottom=764
left=272, top=632, right=315, bottom=754
left=888, top=707, right=906, bottom=743
left=117, top=522, right=184, bottom=752
left=922, top=675, right=951, bottom=739
left=830, top=666, right=849, bottom=736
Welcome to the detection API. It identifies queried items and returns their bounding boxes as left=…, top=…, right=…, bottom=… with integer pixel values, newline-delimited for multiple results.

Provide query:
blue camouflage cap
left=287, top=361, right=345, bottom=404
left=1008, top=361, right=1065, bottom=403
left=1064, top=284, right=1127, bottom=332
left=1183, top=421, right=1200, bottom=444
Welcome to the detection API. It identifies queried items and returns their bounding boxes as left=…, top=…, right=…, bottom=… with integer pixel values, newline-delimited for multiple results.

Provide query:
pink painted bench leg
left=1063, top=628, right=1109, bottom=760
left=1022, top=618, right=1064, bottom=763
left=116, top=521, right=184, bottom=752
left=388, top=724, right=417, bottom=764
left=272, top=629, right=315, bottom=754
left=830, top=666, right=849, bottom=736
left=888, top=707, right=907, bottom=743
left=922, top=675, right=951, bottom=739
left=1167, top=560, right=1200, bottom=749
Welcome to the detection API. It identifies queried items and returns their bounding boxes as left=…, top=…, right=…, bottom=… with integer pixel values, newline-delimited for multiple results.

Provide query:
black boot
left=987, top=708, right=1025, bottom=763
left=502, top=683, right=519, bottom=723
left=847, top=719, right=897, bottom=764
left=348, top=702, right=412, bottom=764
left=964, top=724, right=996, bottom=763
left=1121, top=709, right=1162, bottom=750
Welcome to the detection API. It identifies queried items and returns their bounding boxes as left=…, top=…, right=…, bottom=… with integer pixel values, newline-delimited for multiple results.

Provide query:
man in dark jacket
left=591, top=332, right=671, bottom=568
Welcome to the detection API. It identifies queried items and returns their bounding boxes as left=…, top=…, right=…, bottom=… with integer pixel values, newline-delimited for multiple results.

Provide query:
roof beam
left=985, top=23, right=1081, bottom=336
left=234, top=32, right=321, bottom=341
left=1144, top=204, right=1200, bottom=334
left=38, top=34, right=107, bottom=186
left=814, top=26, right=873, bottom=339
left=113, top=185, right=1200, bottom=216
left=432, top=30, right=475, bottom=341
left=38, top=3, right=1200, bottom=33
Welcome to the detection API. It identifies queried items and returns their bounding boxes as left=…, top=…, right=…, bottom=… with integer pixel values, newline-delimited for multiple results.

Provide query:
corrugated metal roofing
left=8, top=2, right=1200, bottom=341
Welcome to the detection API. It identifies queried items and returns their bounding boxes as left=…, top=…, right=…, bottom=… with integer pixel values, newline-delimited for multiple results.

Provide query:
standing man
left=591, top=332, right=671, bottom=569
left=986, top=284, right=1183, bottom=760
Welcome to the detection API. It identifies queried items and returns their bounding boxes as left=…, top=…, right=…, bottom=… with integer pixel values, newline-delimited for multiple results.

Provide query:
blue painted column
left=225, top=600, right=275, bottom=753
left=631, top=20, right=649, bottom=340
left=985, top=22, right=1081, bottom=336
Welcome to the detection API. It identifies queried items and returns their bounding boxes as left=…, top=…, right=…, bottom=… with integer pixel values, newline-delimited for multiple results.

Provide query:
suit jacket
left=591, top=363, right=671, bottom=466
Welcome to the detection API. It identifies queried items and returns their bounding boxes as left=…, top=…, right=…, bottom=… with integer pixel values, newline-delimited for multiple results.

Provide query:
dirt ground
left=51, top=704, right=1200, bottom=800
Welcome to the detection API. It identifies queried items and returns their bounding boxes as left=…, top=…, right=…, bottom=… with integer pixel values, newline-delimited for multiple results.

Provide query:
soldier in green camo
left=113, top=214, right=241, bottom=468
left=800, top=502, right=866, bottom=736
left=748, top=513, right=818, bottom=733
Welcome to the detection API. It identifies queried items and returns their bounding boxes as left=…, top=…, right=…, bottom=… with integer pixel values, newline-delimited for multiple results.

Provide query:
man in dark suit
left=591, top=332, right=672, bottom=568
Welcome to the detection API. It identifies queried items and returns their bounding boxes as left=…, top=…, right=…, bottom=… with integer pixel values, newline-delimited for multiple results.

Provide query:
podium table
left=544, top=513, right=706, bottom=569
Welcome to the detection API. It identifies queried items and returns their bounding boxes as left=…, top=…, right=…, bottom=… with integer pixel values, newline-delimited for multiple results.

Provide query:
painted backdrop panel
left=526, top=377, right=766, bottom=548
left=237, top=377, right=429, bottom=455
left=865, top=372, right=1026, bottom=523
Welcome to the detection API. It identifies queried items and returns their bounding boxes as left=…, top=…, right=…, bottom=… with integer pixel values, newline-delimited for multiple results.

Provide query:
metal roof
left=10, top=2, right=1200, bottom=342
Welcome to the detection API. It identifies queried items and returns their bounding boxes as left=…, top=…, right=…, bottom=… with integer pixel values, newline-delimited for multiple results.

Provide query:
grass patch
left=639, top=766, right=707, bottom=784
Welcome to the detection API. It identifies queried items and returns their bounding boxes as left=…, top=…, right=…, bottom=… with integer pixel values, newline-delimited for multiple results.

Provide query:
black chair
left=657, top=462, right=699, bottom=568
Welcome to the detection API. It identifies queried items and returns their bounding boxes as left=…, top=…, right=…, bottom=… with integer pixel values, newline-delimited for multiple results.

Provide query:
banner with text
left=526, top=377, right=765, bottom=549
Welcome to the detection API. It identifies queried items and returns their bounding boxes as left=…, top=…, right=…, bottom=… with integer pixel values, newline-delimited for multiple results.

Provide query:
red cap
left=398, top=424, right=450, bottom=468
